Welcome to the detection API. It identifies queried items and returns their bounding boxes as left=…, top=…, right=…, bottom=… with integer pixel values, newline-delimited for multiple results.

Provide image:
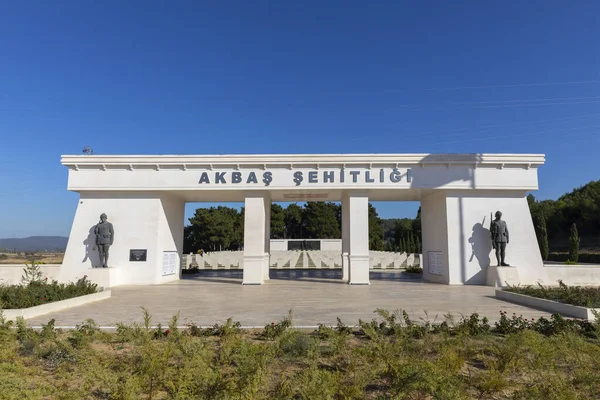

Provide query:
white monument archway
left=58, top=153, right=547, bottom=287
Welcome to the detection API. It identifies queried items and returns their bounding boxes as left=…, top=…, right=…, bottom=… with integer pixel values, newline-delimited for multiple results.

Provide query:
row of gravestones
left=183, top=250, right=421, bottom=270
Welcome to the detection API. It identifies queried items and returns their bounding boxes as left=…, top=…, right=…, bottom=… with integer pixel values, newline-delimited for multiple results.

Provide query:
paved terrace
left=27, top=271, right=553, bottom=327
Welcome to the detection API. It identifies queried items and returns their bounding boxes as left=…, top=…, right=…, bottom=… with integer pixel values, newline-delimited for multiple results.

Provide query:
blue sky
left=1, top=1, right=599, bottom=238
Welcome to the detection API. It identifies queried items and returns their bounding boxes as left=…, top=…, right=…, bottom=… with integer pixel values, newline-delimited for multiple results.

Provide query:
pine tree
left=533, top=211, right=549, bottom=261
left=416, top=235, right=421, bottom=254
left=401, top=237, right=407, bottom=253
left=21, top=257, right=44, bottom=285
left=408, top=234, right=415, bottom=254
left=569, top=223, right=580, bottom=263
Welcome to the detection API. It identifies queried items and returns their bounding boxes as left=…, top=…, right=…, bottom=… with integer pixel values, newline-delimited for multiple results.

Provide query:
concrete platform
left=25, top=270, right=554, bottom=327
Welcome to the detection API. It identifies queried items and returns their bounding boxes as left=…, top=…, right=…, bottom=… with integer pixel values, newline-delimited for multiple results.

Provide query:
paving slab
left=26, top=270, right=553, bottom=327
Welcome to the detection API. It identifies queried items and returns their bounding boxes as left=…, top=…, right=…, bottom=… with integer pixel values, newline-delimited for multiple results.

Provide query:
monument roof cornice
left=61, top=153, right=545, bottom=169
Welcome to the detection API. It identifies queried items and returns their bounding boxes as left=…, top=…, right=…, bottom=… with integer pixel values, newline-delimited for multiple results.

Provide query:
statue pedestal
left=86, top=267, right=119, bottom=289
left=486, top=265, right=519, bottom=287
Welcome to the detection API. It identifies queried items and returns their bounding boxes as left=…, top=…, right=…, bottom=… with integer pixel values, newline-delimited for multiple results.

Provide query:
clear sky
left=1, top=1, right=599, bottom=238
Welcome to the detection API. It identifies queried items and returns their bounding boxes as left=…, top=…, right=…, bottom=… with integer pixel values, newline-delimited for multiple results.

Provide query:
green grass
left=505, top=280, right=600, bottom=308
left=1, top=308, right=599, bottom=399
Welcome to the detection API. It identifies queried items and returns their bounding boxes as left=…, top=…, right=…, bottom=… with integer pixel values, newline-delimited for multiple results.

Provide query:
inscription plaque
left=162, top=251, right=178, bottom=276
left=428, top=251, right=444, bottom=276
left=129, top=249, right=147, bottom=262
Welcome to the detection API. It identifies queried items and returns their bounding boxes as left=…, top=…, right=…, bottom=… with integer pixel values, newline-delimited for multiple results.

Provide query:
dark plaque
left=288, top=240, right=321, bottom=251
left=129, top=249, right=147, bottom=262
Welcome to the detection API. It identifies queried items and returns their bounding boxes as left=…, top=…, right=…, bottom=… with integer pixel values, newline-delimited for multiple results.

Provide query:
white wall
left=0, top=265, right=61, bottom=285
left=545, top=266, right=600, bottom=286
left=59, top=192, right=185, bottom=286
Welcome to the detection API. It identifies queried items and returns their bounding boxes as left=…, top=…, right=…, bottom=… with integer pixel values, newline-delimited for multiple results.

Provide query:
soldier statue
left=94, top=213, right=114, bottom=268
left=490, top=211, right=509, bottom=266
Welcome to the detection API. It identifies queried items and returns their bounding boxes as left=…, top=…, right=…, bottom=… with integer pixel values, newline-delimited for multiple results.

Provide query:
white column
left=242, top=193, right=270, bottom=285
left=347, top=193, right=370, bottom=285
left=263, top=201, right=271, bottom=281
left=341, top=193, right=350, bottom=281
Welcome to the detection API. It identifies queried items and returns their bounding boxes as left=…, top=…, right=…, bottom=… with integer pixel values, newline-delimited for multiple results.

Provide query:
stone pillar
left=341, top=193, right=350, bottom=282
left=421, top=190, right=547, bottom=285
left=242, top=193, right=270, bottom=285
left=263, top=201, right=271, bottom=281
left=346, top=193, right=370, bottom=285
left=59, top=192, right=185, bottom=287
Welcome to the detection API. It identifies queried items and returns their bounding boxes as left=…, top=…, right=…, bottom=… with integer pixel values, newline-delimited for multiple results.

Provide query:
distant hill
left=0, top=236, right=68, bottom=252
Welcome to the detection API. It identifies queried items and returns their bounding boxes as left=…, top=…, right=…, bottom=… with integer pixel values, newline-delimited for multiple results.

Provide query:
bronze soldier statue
left=94, top=213, right=114, bottom=268
left=490, top=211, right=509, bottom=266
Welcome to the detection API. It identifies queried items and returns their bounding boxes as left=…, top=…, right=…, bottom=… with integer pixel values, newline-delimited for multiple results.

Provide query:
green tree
left=302, top=202, right=341, bottom=239
left=401, top=236, right=407, bottom=253
left=183, top=225, right=195, bottom=254
left=533, top=211, right=549, bottom=261
left=368, top=203, right=384, bottom=250
left=187, top=206, right=240, bottom=252
left=569, top=223, right=580, bottom=262
left=412, top=206, right=422, bottom=240
left=526, top=180, right=600, bottom=250
left=270, top=204, right=285, bottom=239
left=393, top=219, right=413, bottom=247
left=284, top=204, right=304, bottom=239
left=21, top=257, right=44, bottom=285
left=232, top=207, right=244, bottom=249
left=408, top=233, right=416, bottom=254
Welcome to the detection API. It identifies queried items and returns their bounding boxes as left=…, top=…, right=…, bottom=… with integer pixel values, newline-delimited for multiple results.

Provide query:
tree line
left=183, top=202, right=420, bottom=254
left=529, top=179, right=600, bottom=261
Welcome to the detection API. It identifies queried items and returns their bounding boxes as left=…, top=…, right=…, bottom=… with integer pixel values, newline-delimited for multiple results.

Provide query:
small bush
left=504, top=281, right=600, bottom=307
left=279, top=331, right=316, bottom=357
left=547, top=252, right=600, bottom=264
left=404, top=265, right=423, bottom=274
left=0, top=275, right=98, bottom=309
left=263, top=310, right=293, bottom=339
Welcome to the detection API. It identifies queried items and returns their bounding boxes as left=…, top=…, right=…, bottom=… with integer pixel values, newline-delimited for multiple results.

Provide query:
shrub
left=547, top=252, right=600, bottom=264
left=493, top=310, right=597, bottom=337
left=504, top=281, right=600, bottom=308
left=278, top=331, right=316, bottom=358
left=404, top=265, right=423, bottom=274
left=263, top=310, right=293, bottom=339
left=0, top=276, right=98, bottom=309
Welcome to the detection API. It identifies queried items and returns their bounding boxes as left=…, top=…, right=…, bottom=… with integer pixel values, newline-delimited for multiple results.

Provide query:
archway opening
left=180, top=199, right=423, bottom=283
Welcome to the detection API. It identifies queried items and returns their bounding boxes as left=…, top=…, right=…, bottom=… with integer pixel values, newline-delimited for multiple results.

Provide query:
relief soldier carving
left=490, top=211, right=509, bottom=266
left=94, top=213, right=114, bottom=268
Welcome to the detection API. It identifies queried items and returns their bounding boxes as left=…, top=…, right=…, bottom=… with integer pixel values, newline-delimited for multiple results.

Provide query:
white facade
left=59, top=153, right=547, bottom=287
